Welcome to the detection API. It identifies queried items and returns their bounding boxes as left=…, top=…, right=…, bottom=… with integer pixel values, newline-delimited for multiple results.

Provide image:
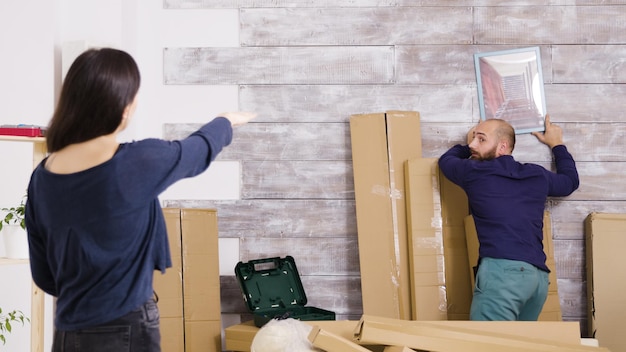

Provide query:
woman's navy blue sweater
left=25, top=117, right=232, bottom=330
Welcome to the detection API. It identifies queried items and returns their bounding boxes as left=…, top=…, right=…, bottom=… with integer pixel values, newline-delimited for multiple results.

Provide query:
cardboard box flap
left=383, top=346, right=416, bottom=352
left=308, top=325, right=372, bottom=352
left=587, top=212, right=626, bottom=222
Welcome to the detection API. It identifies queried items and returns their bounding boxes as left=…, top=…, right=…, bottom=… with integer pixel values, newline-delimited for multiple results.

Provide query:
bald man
left=438, top=115, right=579, bottom=321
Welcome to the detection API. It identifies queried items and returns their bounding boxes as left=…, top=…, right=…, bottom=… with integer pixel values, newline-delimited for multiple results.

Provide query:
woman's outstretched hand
left=220, top=112, right=257, bottom=126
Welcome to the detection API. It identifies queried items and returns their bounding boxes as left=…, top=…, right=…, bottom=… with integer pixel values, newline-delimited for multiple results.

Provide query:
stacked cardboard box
left=585, top=213, right=626, bottom=352
left=157, top=208, right=185, bottom=351
left=436, top=164, right=473, bottom=320
left=403, top=158, right=447, bottom=321
left=351, top=111, right=474, bottom=321
left=403, top=158, right=473, bottom=320
left=155, top=208, right=222, bottom=352
left=351, top=111, right=566, bottom=322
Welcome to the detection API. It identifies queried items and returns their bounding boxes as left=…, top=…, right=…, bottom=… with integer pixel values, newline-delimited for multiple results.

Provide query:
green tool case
left=235, top=256, right=336, bottom=327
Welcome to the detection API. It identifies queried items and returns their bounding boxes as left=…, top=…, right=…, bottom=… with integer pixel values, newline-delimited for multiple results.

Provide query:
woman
left=25, top=48, right=255, bottom=351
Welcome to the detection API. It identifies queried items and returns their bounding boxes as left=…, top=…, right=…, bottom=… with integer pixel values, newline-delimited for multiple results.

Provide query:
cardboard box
left=404, top=158, right=447, bottom=321
left=155, top=208, right=221, bottom=352
left=160, top=317, right=185, bottom=352
left=181, top=209, right=221, bottom=315
left=156, top=208, right=185, bottom=352
left=349, top=111, right=422, bottom=320
left=403, top=157, right=473, bottom=321
left=224, top=321, right=258, bottom=352
left=438, top=172, right=472, bottom=319
left=464, top=211, right=562, bottom=321
left=354, top=315, right=607, bottom=352
left=185, top=320, right=222, bottom=352
left=585, top=213, right=626, bottom=352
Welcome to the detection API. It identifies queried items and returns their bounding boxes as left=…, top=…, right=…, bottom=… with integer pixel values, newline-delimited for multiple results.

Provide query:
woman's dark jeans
left=52, top=299, right=160, bottom=352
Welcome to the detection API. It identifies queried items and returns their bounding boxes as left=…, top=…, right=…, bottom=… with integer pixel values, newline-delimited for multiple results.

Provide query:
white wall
left=0, top=1, right=241, bottom=350
left=0, top=1, right=57, bottom=350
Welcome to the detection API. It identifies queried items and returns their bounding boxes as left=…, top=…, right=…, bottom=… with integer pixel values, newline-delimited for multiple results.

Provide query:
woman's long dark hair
left=46, top=48, right=141, bottom=152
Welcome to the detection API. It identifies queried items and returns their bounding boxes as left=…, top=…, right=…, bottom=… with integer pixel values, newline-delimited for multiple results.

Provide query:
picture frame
left=474, top=46, right=546, bottom=134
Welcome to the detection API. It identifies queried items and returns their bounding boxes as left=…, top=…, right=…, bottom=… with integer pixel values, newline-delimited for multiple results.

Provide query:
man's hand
left=532, top=114, right=563, bottom=148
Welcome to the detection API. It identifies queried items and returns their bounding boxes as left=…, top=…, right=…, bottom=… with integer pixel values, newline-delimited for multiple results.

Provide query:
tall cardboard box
left=350, top=111, right=422, bottom=320
left=438, top=169, right=472, bottom=320
left=404, top=158, right=447, bottom=321
left=404, top=158, right=472, bottom=321
left=157, top=208, right=185, bottom=352
left=155, top=208, right=221, bottom=352
left=182, top=209, right=222, bottom=352
left=585, top=212, right=626, bottom=351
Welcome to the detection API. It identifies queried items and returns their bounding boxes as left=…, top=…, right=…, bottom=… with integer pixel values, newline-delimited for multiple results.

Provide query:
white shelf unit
left=0, top=135, right=46, bottom=352
left=0, top=258, right=29, bottom=266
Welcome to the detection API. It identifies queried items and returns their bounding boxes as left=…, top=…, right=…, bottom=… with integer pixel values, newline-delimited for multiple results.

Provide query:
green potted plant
left=0, top=196, right=26, bottom=232
left=0, top=308, right=29, bottom=345
left=1, top=196, right=28, bottom=259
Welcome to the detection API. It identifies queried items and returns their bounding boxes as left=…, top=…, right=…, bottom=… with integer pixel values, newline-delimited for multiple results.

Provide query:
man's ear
left=497, top=140, right=511, bottom=156
left=466, top=126, right=477, bottom=145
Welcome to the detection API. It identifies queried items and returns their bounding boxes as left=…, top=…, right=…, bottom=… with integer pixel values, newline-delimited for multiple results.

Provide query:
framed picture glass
left=474, top=46, right=546, bottom=134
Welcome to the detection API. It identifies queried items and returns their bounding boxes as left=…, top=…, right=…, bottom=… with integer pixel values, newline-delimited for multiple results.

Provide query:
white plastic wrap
left=250, top=318, right=323, bottom=352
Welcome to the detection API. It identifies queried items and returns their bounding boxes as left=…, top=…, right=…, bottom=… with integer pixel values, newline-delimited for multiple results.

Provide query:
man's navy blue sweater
left=438, top=144, right=579, bottom=272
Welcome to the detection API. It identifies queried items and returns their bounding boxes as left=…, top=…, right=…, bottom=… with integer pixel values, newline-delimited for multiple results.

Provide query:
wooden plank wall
left=161, top=1, right=626, bottom=335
